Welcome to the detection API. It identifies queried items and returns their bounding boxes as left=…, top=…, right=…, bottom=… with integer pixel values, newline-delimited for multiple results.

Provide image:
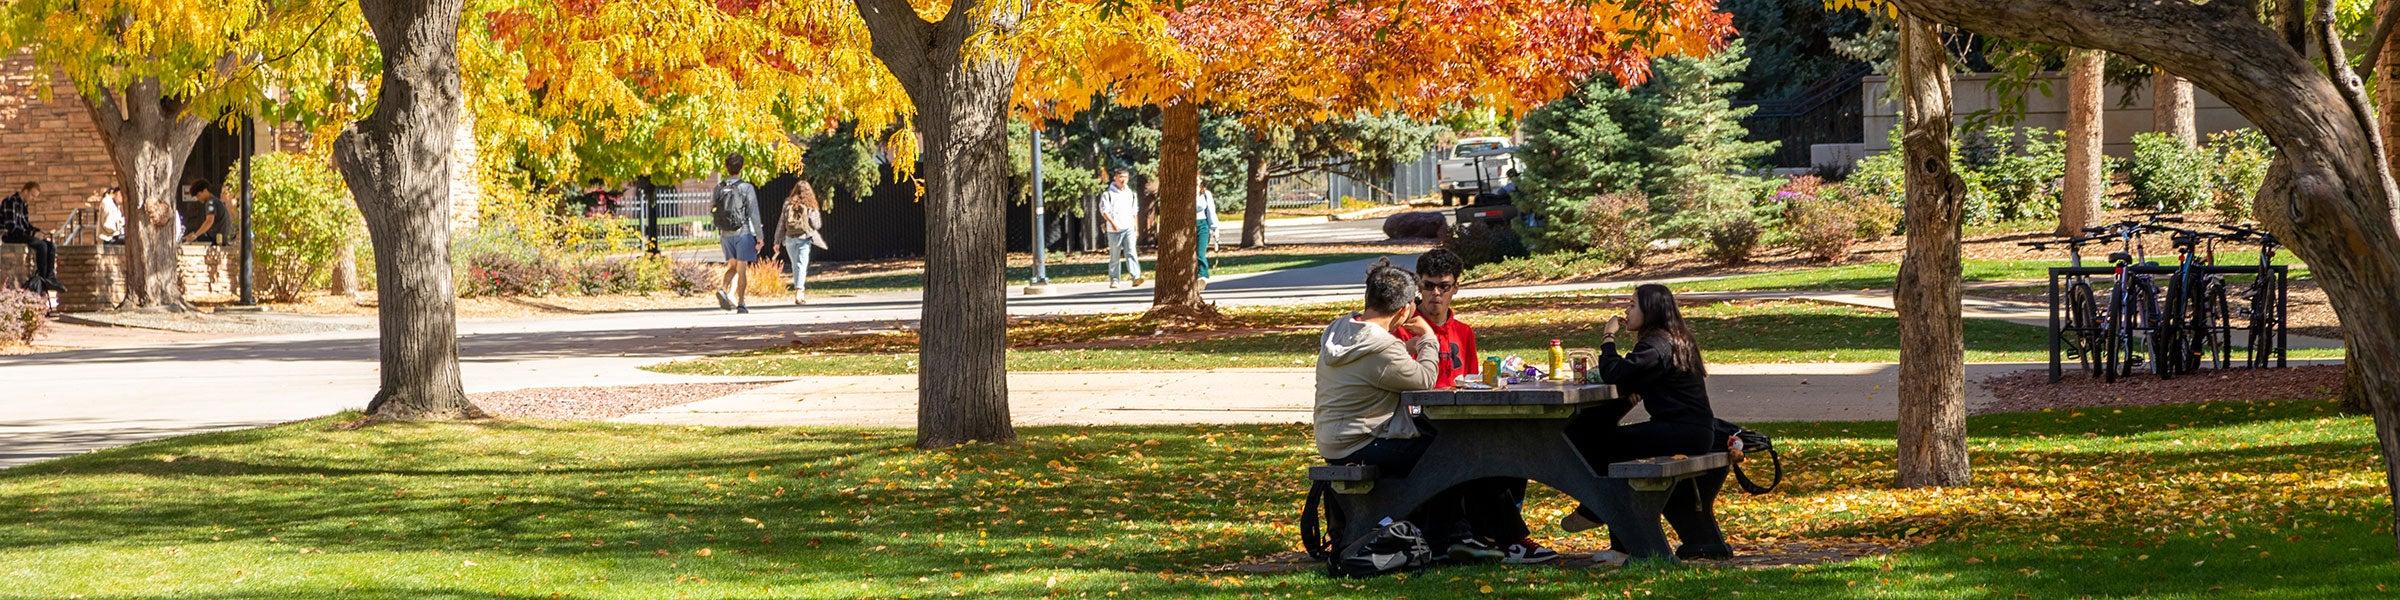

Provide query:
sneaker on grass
left=1442, top=537, right=1504, bottom=562
left=1504, top=539, right=1560, bottom=564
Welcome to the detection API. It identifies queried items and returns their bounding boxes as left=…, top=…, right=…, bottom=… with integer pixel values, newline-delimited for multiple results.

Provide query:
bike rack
left=2045, top=264, right=2290, bottom=383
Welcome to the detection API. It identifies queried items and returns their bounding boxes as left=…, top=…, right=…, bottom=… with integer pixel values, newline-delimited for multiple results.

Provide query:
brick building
left=3, top=51, right=482, bottom=309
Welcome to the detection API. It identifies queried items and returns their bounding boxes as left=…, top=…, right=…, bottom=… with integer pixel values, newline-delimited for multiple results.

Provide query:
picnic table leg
left=1331, top=419, right=1683, bottom=562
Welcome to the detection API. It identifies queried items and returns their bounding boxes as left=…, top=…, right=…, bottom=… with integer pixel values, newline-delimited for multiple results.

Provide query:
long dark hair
left=1633, top=284, right=1705, bottom=377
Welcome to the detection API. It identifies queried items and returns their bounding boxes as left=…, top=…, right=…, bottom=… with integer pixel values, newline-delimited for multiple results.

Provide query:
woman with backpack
left=1561, top=283, right=1734, bottom=561
left=779, top=182, right=828, bottom=305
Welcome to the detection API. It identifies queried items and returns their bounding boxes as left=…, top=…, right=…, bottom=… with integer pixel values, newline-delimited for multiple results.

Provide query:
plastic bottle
left=1548, top=339, right=1566, bottom=381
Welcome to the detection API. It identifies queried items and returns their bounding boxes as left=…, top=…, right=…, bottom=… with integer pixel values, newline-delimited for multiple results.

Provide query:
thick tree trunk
left=83, top=81, right=207, bottom=311
left=1890, top=0, right=2400, bottom=556
left=1240, top=138, right=1271, bottom=248
left=1151, top=101, right=1206, bottom=313
left=2353, top=0, right=2400, bottom=418
left=855, top=0, right=1021, bottom=448
left=2152, top=70, right=2197, bottom=146
left=1893, top=13, right=1971, bottom=488
left=334, top=0, right=478, bottom=421
left=2060, top=50, right=2104, bottom=237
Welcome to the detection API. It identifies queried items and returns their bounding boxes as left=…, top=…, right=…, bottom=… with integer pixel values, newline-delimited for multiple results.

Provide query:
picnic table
left=1309, top=380, right=1730, bottom=562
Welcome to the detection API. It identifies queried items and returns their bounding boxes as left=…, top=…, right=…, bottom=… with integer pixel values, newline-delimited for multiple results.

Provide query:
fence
left=611, top=190, right=717, bottom=241
left=1264, top=148, right=1442, bottom=208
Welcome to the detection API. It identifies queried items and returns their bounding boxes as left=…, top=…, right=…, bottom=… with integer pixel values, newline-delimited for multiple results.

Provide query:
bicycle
left=2153, top=223, right=2233, bottom=378
left=2021, top=234, right=2111, bottom=379
left=2217, top=223, right=2289, bottom=369
left=2085, top=218, right=2168, bottom=382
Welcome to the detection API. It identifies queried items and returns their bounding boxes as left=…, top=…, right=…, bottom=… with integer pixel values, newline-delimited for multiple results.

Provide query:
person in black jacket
left=2, top=182, right=63, bottom=295
left=1560, top=283, right=1733, bottom=561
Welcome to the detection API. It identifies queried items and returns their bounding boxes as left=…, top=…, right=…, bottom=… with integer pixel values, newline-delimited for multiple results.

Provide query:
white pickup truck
left=1435, top=137, right=1520, bottom=205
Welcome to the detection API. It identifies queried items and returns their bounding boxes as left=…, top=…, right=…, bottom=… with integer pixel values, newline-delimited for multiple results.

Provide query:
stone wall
left=1860, top=71, right=2255, bottom=158
left=32, top=243, right=237, bottom=311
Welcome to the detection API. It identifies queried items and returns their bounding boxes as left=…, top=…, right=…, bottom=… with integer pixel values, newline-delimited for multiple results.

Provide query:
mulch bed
left=1209, top=539, right=1902, bottom=573
left=1977, top=364, right=2345, bottom=414
left=471, top=382, right=777, bottom=421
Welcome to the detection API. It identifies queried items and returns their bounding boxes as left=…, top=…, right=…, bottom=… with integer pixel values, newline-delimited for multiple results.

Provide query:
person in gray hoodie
left=1314, top=261, right=1506, bottom=561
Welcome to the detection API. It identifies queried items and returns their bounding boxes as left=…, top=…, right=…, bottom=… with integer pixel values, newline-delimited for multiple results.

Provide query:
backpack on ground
left=710, top=180, right=749, bottom=233
left=1300, top=482, right=1430, bottom=578
left=1715, top=419, right=1783, bottom=494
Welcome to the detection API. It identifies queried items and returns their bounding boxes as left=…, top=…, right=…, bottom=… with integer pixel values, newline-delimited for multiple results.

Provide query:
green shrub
left=1581, top=193, right=1656, bottom=269
left=0, top=288, right=43, bottom=347
left=1701, top=217, right=1762, bottom=265
left=1976, top=127, right=2065, bottom=222
left=2125, top=132, right=2213, bottom=213
left=230, top=153, right=361, bottom=302
left=1851, top=124, right=2053, bottom=228
left=1443, top=221, right=1530, bottom=267
left=2207, top=129, right=2274, bottom=221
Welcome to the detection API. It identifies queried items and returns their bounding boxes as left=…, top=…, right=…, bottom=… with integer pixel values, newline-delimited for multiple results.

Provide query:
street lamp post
left=1024, top=125, right=1054, bottom=295
left=236, top=115, right=257, bottom=307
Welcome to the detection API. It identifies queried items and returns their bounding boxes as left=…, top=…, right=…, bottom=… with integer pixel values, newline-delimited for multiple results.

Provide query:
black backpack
left=710, top=180, right=750, bottom=233
left=1301, top=482, right=1431, bottom=578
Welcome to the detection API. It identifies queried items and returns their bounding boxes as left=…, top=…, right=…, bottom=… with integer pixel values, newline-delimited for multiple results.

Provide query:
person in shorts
left=712, top=154, right=764, bottom=314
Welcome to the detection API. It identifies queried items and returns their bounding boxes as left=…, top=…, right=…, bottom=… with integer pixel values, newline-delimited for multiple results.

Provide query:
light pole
left=235, top=115, right=258, bottom=308
left=1024, top=125, right=1055, bottom=295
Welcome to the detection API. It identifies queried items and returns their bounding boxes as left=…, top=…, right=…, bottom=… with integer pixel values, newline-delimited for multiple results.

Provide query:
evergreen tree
left=1650, top=40, right=1780, bottom=236
left=1513, top=76, right=1662, bottom=251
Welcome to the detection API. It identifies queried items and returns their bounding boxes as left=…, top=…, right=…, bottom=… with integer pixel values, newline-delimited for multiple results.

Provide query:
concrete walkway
left=616, top=362, right=2037, bottom=428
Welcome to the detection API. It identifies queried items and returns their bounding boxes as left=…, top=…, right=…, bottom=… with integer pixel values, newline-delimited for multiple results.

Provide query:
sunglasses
left=1419, top=280, right=1458, bottom=293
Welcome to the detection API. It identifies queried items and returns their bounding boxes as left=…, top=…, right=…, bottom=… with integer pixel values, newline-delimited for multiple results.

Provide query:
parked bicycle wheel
left=2066, top=280, right=2102, bottom=378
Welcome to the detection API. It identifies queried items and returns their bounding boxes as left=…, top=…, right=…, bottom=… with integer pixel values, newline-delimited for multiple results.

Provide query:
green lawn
left=805, top=251, right=1389, bottom=295
left=650, top=298, right=2066, bottom=377
left=1, top=400, right=2391, bottom=598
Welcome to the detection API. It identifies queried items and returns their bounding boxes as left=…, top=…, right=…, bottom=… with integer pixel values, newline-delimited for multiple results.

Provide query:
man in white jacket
left=1313, top=261, right=1506, bottom=562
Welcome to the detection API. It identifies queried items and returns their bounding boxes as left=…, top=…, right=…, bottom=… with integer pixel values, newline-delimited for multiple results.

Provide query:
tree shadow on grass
left=0, top=404, right=2388, bottom=598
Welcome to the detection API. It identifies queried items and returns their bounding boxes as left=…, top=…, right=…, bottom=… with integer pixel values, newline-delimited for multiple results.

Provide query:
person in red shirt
left=1395, top=250, right=1479, bottom=387
left=1395, top=248, right=1559, bottom=564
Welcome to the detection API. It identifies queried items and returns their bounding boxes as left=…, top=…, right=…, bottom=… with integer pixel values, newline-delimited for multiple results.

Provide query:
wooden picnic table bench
left=1308, top=381, right=1730, bottom=563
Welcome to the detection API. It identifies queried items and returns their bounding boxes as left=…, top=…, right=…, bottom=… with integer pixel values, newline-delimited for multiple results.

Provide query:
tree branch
left=2321, top=0, right=2398, bottom=203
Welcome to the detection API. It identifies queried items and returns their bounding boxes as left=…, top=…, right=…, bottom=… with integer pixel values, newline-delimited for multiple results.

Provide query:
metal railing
left=612, top=190, right=718, bottom=241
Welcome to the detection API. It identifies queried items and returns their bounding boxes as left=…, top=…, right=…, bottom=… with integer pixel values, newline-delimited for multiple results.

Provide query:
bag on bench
left=1300, top=481, right=1430, bottom=578
left=1715, top=419, right=1783, bottom=494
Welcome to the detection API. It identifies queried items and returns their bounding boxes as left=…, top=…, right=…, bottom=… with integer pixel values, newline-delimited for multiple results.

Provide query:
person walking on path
left=1195, top=176, right=1216, bottom=281
left=711, top=154, right=765, bottom=314
left=1099, top=170, right=1143, bottom=288
left=779, top=181, right=829, bottom=305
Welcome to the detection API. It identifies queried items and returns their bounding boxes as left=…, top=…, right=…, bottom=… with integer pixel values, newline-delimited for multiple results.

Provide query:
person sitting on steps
left=3, top=182, right=64, bottom=299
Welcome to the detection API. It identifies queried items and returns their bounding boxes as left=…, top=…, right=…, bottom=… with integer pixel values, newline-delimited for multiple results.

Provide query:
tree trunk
left=2059, top=49, right=2103, bottom=237
left=1151, top=100, right=1207, bottom=313
left=83, top=80, right=207, bottom=312
left=1890, top=0, right=2400, bottom=556
left=2152, top=70, right=2197, bottom=146
left=1240, top=137, right=1271, bottom=248
left=1893, top=13, right=1971, bottom=488
left=2352, top=0, right=2400, bottom=418
left=854, top=0, right=1021, bottom=448
left=331, top=238, right=359, bottom=296
left=334, top=0, right=478, bottom=421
